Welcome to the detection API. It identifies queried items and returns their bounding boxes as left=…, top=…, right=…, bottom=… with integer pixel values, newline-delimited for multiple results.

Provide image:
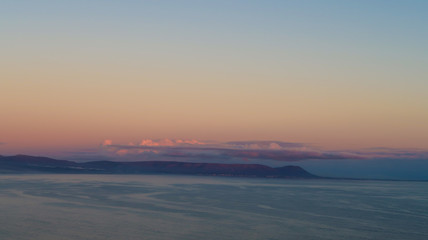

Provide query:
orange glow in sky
left=1, top=1, right=427, bottom=156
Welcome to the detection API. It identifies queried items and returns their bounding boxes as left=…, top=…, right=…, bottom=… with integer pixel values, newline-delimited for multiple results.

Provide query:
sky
left=1, top=1, right=428, bottom=179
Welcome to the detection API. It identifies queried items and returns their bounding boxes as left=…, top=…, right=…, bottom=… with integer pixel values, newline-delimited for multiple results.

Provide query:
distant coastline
left=0, top=155, right=320, bottom=179
left=2, top=155, right=427, bottom=182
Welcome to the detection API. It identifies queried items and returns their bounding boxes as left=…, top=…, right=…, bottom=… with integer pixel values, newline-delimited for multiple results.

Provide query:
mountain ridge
left=0, top=155, right=320, bottom=179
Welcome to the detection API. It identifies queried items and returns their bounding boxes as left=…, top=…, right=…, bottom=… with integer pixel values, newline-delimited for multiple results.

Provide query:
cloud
left=221, top=149, right=363, bottom=161
left=139, top=138, right=205, bottom=147
left=226, top=141, right=304, bottom=149
left=60, top=150, right=115, bottom=162
left=98, top=139, right=368, bottom=163
left=350, top=147, right=428, bottom=160
left=102, top=139, right=113, bottom=146
left=62, top=139, right=428, bottom=180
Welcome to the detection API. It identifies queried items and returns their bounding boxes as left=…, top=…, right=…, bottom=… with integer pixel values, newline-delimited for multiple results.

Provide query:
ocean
left=0, top=174, right=427, bottom=240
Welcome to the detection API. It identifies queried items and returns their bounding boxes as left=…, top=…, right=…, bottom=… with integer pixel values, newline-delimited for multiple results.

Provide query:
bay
left=0, top=174, right=427, bottom=240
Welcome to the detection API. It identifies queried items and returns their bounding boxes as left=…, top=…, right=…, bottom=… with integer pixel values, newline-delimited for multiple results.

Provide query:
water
left=0, top=174, right=427, bottom=240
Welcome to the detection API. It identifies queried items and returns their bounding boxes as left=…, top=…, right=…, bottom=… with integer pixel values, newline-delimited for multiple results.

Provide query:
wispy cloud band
left=59, top=139, right=428, bottom=164
left=99, top=139, right=368, bottom=162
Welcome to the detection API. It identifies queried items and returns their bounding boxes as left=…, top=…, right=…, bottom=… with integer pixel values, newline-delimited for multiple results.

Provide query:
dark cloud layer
left=58, top=139, right=428, bottom=166
left=100, top=140, right=366, bottom=162
left=55, top=139, right=428, bottom=180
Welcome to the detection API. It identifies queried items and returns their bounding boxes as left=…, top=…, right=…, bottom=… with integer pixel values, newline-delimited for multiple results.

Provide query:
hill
left=0, top=155, right=320, bottom=179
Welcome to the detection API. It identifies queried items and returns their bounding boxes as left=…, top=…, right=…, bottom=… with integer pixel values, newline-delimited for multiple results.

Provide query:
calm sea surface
left=0, top=174, right=427, bottom=240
